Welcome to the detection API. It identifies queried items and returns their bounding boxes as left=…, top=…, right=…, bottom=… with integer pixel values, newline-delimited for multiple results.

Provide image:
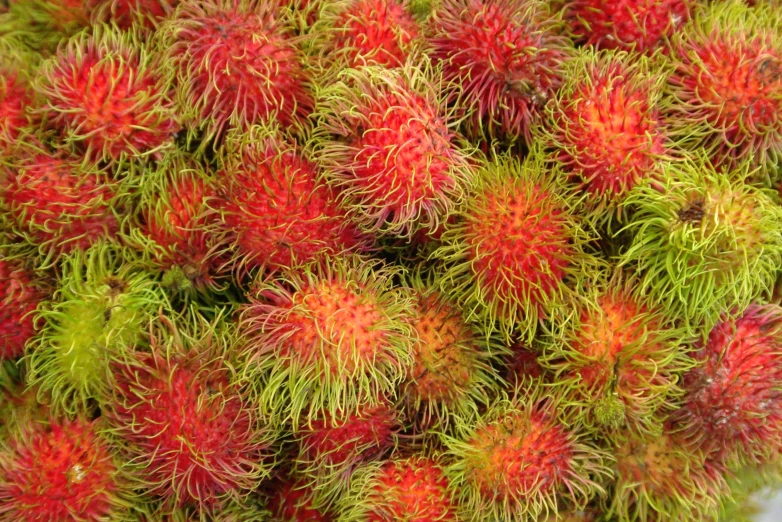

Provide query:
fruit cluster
left=1, top=0, right=781, bottom=521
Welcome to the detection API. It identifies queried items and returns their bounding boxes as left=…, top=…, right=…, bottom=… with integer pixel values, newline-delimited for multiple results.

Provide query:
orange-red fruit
left=564, top=0, right=690, bottom=53
left=0, top=418, right=125, bottom=522
left=675, top=304, right=782, bottom=465
left=429, top=0, right=572, bottom=141
left=0, top=258, right=46, bottom=360
left=0, top=65, right=35, bottom=154
left=88, top=0, right=179, bottom=29
left=266, top=477, right=333, bottom=521
left=166, top=0, right=312, bottom=138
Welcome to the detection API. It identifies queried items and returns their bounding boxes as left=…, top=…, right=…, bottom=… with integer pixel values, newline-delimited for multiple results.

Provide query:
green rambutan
left=429, top=0, right=574, bottom=143
left=311, top=56, right=475, bottom=238
left=27, top=242, right=167, bottom=414
left=215, top=125, right=370, bottom=274
left=162, top=0, right=312, bottom=144
left=35, top=24, right=178, bottom=163
left=442, top=381, right=611, bottom=521
left=238, top=254, right=414, bottom=428
left=665, top=0, right=782, bottom=173
left=432, top=151, right=596, bottom=343
left=538, top=48, right=669, bottom=211
left=0, top=253, right=48, bottom=361
left=0, top=0, right=89, bottom=55
left=618, top=155, right=782, bottom=333
left=562, top=0, right=691, bottom=53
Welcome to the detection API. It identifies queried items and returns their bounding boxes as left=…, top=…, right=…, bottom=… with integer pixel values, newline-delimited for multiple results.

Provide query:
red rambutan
left=266, top=475, right=334, bottom=521
left=87, top=0, right=179, bottom=29
left=0, top=41, right=38, bottom=155
left=0, top=255, right=47, bottom=361
left=429, top=0, right=573, bottom=142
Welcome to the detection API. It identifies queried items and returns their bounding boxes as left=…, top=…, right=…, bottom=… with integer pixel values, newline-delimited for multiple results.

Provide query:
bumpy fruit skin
left=539, top=49, right=668, bottom=209
left=239, top=255, right=414, bottom=428
left=313, top=59, right=474, bottom=238
left=0, top=42, right=38, bottom=155
left=87, top=0, right=178, bottom=29
left=35, top=24, right=177, bottom=163
left=164, top=0, right=312, bottom=142
left=442, top=383, right=611, bottom=521
left=0, top=417, right=129, bottom=522
left=216, top=126, right=369, bottom=274
left=339, top=455, right=459, bottom=521
left=619, top=156, right=782, bottom=334
left=433, top=152, right=595, bottom=342
left=563, top=0, right=691, bottom=53
left=0, top=257, right=46, bottom=361
left=665, top=1, right=782, bottom=172
left=266, top=476, right=334, bottom=522
left=675, top=304, right=782, bottom=466
left=429, top=0, right=573, bottom=142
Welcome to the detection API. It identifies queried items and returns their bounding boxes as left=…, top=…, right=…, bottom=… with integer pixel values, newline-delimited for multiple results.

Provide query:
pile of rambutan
left=2, top=0, right=782, bottom=520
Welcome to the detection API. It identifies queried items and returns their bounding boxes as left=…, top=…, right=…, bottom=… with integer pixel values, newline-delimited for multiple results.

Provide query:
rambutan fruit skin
left=35, top=24, right=178, bottom=163
left=0, top=0, right=90, bottom=55
left=87, top=0, right=179, bottom=29
left=665, top=1, right=782, bottom=173
left=618, top=155, right=782, bottom=334
left=674, top=304, right=782, bottom=466
left=0, top=256, right=47, bottom=361
left=163, top=0, right=312, bottom=143
left=563, top=0, right=691, bottom=53
left=429, top=0, right=574, bottom=143
left=538, top=49, right=669, bottom=209
left=0, top=42, right=39, bottom=156
left=215, top=126, right=370, bottom=275
left=338, top=454, right=459, bottom=521
left=239, top=254, right=414, bottom=428
left=0, top=416, right=132, bottom=522
left=266, top=476, right=334, bottom=522
left=441, top=382, right=611, bottom=521
left=432, top=151, right=597, bottom=343
left=109, top=311, right=275, bottom=513
left=312, top=57, right=475, bottom=238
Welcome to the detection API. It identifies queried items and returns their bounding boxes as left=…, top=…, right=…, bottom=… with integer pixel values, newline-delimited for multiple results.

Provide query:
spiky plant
left=87, top=0, right=179, bottom=29
left=442, top=380, right=612, bottom=521
left=311, top=55, right=475, bottom=238
left=0, top=0, right=89, bottom=55
left=27, top=242, right=167, bottom=415
left=665, top=0, right=782, bottom=173
left=432, top=151, right=597, bottom=343
left=238, top=254, right=414, bottom=428
left=215, top=125, right=370, bottom=275
left=0, top=39, right=38, bottom=156
left=108, top=307, right=276, bottom=515
left=618, top=155, right=782, bottom=334
left=429, top=0, right=574, bottom=143
left=539, top=270, right=693, bottom=441
left=35, top=23, right=177, bottom=163
left=162, top=0, right=312, bottom=145
left=0, top=250, right=48, bottom=361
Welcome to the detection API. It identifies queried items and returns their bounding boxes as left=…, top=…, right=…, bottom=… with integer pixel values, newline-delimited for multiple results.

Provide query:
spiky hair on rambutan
left=0, top=0, right=89, bottom=55
left=87, top=0, right=179, bottom=30
left=108, top=306, right=277, bottom=516
left=673, top=303, right=782, bottom=468
left=214, top=124, right=371, bottom=276
left=311, top=55, right=475, bottom=239
left=26, top=241, right=168, bottom=415
left=432, top=149, right=598, bottom=344
left=665, top=0, right=782, bottom=175
left=537, top=48, right=670, bottom=216
left=0, top=39, right=39, bottom=156
left=265, top=474, right=335, bottom=521
left=561, top=0, right=692, bottom=54
left=161, top=0, right=313, bottom=147
left=238, top=254, right=415, bottom=429
left=337, top=453, right=459, bottom=521
left=441, top=379, right=612, bottom=521
left=617, top=154, right=782, bottom=335
left=0, top=414, right=136, bottom=522
left=428, top=0, right=574, bottom=144
left=539, top=269, right=694, bottom=441
left=34, top=23, right=178, bottom=164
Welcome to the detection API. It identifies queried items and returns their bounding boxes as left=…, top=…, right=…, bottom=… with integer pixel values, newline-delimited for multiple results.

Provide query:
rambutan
left=215, top=126, right=370, bottom=274
left=539, top=49, right=668, bottom=210
left=312, top=58, right=474, bottom=238
left=87, top=0, right=179, bottom=29
left=0, top=253, right=47, bottom=361
left=562, top=0, right=691, bottom=53
left=429, top=0, right=574, bottom=142
left=35, top=24, right=177, bottom=163
left=673, top=303, right=782, bottom=466
left=0, top=0, right=89, bottom=54
left=239, top=254, right=414, bottom=428
left=338, top=454, right=459, bottom=521
left=665, top=1, right=782, bottom=173
left=109, top=308, right=275, bottom=513
left=0, top=41, right=38, bottom=156
left=540, top=271, right=692, bottom=440
left=442, top=382, right=611, bottom=521
left=163, top=0, right=312, bottom=143
left=432, top=151, right=596, bottom=343
left=0, top=416, right=132, bottom=522
left=266, top=475, right=334, bottom=521
left=618, top=155, right=782, bottom=333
